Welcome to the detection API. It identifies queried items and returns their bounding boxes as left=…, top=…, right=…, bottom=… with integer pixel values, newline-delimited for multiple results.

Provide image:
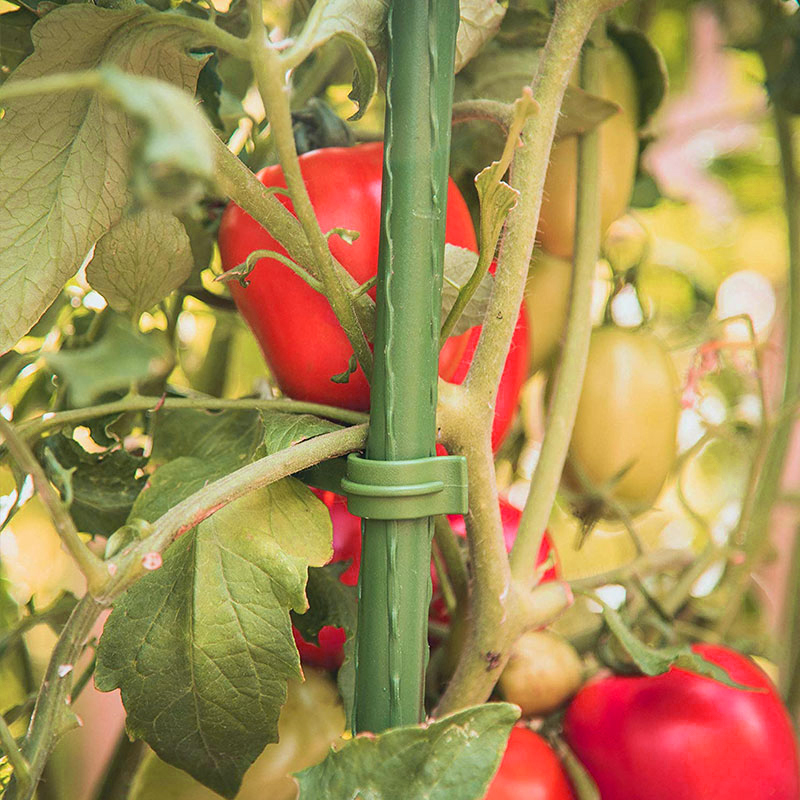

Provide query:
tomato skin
left=563, top=644, right=800, bottom=800
left=498, top=631, right=584, bottom=717
left=538, top=43, right=640, bottom=258
left=445, top=304, right=530, bottom=452
left=484, top=726, right=575, bottom=800
left=565, top=326, right=678, bottom=516
left=218, top=142, right=478, bottom=411
left=525, top=252, right=572, bottom=373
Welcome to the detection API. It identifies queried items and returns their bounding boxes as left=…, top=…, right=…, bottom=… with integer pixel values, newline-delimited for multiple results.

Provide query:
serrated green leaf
left=43, top=313, right=173, bottom=407
left=441, top=245, right=494, bottom=336
left=87, top=209, right=193, bottom=319
left=95, top=481, right=333, bottom=798
left=600, top=604, right=756, bottom=690
left=608, top=23, right=668, bottom=126
left=455, top=0, right=505, bottom=73
left=35, top=433, right=146, bottom=536
left=295, top=703, right=519, bottom=800
left=259, top=411, right=342, bottom=457
left=283, top=0, right=383, bottom=120
left=0, top=3, right=208, bottom=354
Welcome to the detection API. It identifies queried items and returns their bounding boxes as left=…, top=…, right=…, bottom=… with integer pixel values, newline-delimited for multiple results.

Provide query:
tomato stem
left=509, top=16, right=606, bottom=585
left=243, top=0, right=374, bottom=379
left=435, top=0, right=606, bottom=715
left=0, top=417, right=109, bottom=596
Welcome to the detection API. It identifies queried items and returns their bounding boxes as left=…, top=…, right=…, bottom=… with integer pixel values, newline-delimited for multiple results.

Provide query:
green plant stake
left=352, top=0, right=463, bottom=733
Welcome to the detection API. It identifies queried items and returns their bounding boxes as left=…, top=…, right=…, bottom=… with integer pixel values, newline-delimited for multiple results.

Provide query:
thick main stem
left=436, top=0, right=603, bottom=714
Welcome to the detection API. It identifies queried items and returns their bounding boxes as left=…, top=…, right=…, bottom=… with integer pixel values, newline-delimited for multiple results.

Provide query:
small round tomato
left=525, top=251, right=572, bottom=373
left=444, top=304, right=530, bottom=452
left=218, top=142, right=478, bottom=411
left=498, top=631, right=583, bottom=717
left=564, top=326, right=678, bottom=517
left=485, top=726, right=575, bottom=800
left=538, top=43, right=640, bottom=258
left=563, top=644, right=800, bottom=800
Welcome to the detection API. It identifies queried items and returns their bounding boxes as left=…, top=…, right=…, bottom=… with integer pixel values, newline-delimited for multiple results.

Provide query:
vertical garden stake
left=351, top=0, right=462, bottom=733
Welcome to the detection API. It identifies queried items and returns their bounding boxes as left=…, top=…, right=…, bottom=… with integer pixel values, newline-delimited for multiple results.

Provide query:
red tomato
left=444, top=303, right=530, bottom=452
left=218, top=143, right=477, bottom=411
left=485, top=726, right=575, bottom=800
left=429, top=498, right=557, bottom=627
left=563, top=644, right=800, bottom=800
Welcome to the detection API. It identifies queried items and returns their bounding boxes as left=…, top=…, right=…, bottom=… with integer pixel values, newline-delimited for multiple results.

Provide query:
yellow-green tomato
left=538, top=44, right=640, bottom=259
left=498, top=631, right=583, bottom=717
left=130, top=668, right=345, bottom=800
left=566, top=326, right=679, bottom=516
left=525, top=251, right=572, bottom=373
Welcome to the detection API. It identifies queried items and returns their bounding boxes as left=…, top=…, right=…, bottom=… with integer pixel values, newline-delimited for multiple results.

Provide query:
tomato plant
left=218, top=142, right=478, bottom=411
left=484, top=726, right=574, bottom=800
left=1, top=2, right=798, bottom=800
left=564, top=325, right=679, bottom=517
left=563, top=644, right=800, bottom=800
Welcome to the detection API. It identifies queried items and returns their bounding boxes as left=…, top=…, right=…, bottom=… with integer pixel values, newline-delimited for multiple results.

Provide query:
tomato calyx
left=291, top=98, right=355, bottom=154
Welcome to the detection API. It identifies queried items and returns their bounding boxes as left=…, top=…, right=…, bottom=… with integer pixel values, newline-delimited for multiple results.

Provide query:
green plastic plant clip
left=342, top=453, right=467, bottom=520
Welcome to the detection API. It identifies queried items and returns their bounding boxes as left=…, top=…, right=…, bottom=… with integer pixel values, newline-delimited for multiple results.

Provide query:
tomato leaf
left=600, top=603, right=757, bottom=691
left=86, top=210, right=194, bottom=319
left=455, top=0, right=505, bottom=73
left=0, top=4, right=208, bottom=354
left=34, top=433, right=146, bottom=536
left=558, top=85, right=621, bottom=138
left=291, top=561, right=358, bottom=725
left=43, top=314, right=173, bottom=407
left=608, top=23, right=668, bottom=127
left=295, top=703, right=520, bottom=800
left=95, top=481, right=333, bottom=798
left=259, top=411, right=342, bottom=456
left=441, top=245, right=494, bottom=336
left=282, top=0, right=383, bottom=121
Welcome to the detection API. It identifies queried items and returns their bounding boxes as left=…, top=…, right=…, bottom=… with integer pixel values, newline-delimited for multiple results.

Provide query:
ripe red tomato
left=484, top=726, right=575, bottom=800
left=563, top=644, right=800, bottom=800
left=218, top=142, right=478, bottom=411
left=443, top=303, right=529, bottom=452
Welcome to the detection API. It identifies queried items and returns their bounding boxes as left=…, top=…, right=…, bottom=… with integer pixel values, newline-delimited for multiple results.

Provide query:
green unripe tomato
left=525, top=251, right=572, bottom=373
left=538, top=43, right=640, bottom=258
left=564, top=326, right=679, bottom=517
left=498, top=631, right=584, bottom=717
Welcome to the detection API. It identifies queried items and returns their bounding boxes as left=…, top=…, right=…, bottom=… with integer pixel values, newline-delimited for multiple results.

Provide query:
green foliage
left=35, top=433, right=147, bottom=536
left=0, top=3, right=209, bottom=354
left=87, top=209, right=194, bottom=319
left=43, top=313, right=173, bottom=407
left=0, top=7, right=35, bottom=83
left=295, top=703, right=520, bottom=800
left=95, top=482, right=333, bottom=798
